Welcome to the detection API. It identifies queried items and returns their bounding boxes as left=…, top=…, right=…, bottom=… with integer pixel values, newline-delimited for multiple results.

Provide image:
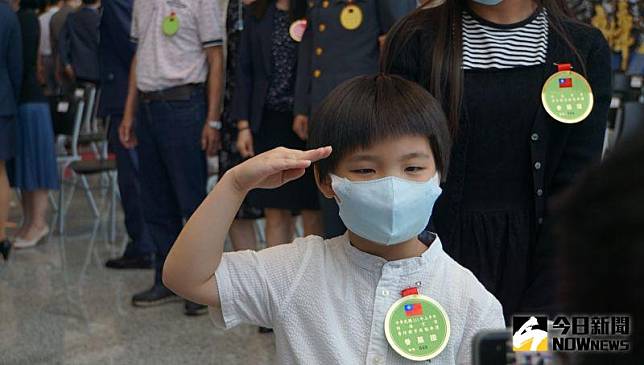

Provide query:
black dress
left=252, top=8, right=319, bottom=211
left=385, top=6, right=611, bottom=322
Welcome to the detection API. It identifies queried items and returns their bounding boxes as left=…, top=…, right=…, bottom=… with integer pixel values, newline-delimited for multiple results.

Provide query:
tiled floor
left=0, top=188, right=276, bottom=365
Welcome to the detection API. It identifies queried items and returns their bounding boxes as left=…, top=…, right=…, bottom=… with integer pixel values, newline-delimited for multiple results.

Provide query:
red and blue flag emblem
left=559, top=78, right=573, bottom=88
left=404, top=303, right=423, bottom=317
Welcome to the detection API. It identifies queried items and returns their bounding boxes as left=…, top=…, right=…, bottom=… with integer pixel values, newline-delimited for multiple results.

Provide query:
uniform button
left=534, top=161, right=542, bottom=170
left=381, top=289, right=389, bottom=297
left=308, top=1, right=314, bottom=7
left=538, top=217, right=544, bottom=225
left=531, top=133, right=540, bottom=141
left=313, top=69, right=321, bottom=78
left=315, top=47, right=323, bottom=56
left=319, top=23, right=326, bottom=32
left=322, top=0, right=329, bottom=8
left=536, top=188, right=544, bottom=197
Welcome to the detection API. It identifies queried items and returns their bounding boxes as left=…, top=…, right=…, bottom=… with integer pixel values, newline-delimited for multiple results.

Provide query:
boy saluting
left=164, top=75, right=504, bottom=364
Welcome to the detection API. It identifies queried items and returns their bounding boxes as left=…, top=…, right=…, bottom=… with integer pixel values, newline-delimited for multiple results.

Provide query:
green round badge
left=541, top=70, right=594, bottom=124
left=384, top=294, right=450, bottom=361
left=162, top=14, right=180, bottom=37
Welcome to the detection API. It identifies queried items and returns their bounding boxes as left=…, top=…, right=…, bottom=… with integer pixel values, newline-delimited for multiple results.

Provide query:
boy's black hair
left=82, top=0, right=98, bottom=4
left=308, top=74, right=451, bottom=181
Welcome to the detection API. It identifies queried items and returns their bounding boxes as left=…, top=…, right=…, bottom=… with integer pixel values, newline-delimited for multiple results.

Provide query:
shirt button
left=534, top=161, right=542, bottom=170
left=322, top=0, right=329, bottom=8
left=373, top=357, right=383, bottom=365
left=531, top=133, right=540, bottom=141
left=313, top=69, right=321, bottom=78
left=536, top=188, right=544, bottom=197
left=315, top=47, right=323, bottom=56
left=381, top=289, right=389, bottom=297
left=319, top=23, right=326, bottom=32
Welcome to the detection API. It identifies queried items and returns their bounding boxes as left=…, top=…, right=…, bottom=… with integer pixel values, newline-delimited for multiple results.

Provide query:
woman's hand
left=236, top=129, right=255, bottom=158
left=293, top=114, right=309, bottom=140
left=230, top=146, right=332, bottom=193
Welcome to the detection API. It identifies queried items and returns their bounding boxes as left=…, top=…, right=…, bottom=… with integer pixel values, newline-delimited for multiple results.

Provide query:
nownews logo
left=513, top=315, right=631, bottom=353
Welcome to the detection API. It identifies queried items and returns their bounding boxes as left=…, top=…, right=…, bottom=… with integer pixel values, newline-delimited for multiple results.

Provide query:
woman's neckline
left=465, top=5, right=543, bottom=30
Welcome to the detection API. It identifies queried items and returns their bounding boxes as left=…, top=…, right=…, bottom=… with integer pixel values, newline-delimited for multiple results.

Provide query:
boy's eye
left=350, top=169, right=376, bottom=174
left=405, top=166, right=425, bottom=173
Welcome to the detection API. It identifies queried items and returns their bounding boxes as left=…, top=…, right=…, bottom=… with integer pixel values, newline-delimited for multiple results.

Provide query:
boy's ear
left=314, top=166, right=335, bottom=199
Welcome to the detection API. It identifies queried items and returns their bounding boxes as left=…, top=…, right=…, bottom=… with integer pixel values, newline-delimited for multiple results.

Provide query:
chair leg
left=109, top=172, right=117, bottom=244
left=58, top=177, right=65, bottom=235
left=79, top=175, right=100, bottom=218
left=49, top=191, right=58, bottom=212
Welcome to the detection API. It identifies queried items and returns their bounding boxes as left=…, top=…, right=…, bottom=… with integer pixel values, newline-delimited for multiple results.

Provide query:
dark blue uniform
left=0, top=0, right=22, bottom=161
left=294, top=0, right=417, bottom=237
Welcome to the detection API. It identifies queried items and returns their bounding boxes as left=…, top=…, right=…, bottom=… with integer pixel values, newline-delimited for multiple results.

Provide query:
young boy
left=163, top=75, right=505, bottom=364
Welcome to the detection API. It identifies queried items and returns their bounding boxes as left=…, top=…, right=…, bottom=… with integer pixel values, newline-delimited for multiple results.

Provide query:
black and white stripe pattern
left=462, top=9, right=549, bottom=70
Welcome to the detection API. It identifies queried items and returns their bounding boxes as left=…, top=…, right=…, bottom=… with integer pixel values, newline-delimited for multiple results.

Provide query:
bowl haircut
left=308, top=74, right=452, bottom=182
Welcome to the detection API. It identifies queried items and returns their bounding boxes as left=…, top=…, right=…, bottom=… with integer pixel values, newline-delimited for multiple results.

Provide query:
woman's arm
left=293, top=16, right=313, bottom=118
left=549, top=29, right=612, bottom=194
left=163, top=146, right=332, bottom=307
left=230, top=13, right=254, bottom=124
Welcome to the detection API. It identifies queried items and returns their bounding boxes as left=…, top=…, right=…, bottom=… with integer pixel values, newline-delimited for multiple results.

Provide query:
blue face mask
left=472, top=0, right=503, bottom=5
left=330, top=173, right=442, bottom=246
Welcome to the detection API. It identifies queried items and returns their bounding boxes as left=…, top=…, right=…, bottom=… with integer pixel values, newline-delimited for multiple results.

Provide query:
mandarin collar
left=342, top=231, right=443, bottom=274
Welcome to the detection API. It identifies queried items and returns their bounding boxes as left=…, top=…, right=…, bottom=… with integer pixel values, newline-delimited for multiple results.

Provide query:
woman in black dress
left=232, top=0, right=322, bottom=248
left=383, top=0, right=611, bottom=322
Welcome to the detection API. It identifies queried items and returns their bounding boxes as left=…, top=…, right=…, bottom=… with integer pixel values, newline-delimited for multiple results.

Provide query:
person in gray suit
left=291, top=0, right=417, bottom=238
left=0, top=0, right=22, bottom=261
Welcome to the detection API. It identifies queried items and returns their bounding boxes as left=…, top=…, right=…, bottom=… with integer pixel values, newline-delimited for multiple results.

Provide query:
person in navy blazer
left=99, top=0, right=153, bottom=269
left=232, top=0, right=323, bottom=258
left=231, top=2, right=280, bottom=136
left=0, top=0, right=22, bottom=260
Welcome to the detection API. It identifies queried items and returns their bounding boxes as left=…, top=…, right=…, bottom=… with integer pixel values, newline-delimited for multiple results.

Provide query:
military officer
left=291, top=0, right=417, bottom=238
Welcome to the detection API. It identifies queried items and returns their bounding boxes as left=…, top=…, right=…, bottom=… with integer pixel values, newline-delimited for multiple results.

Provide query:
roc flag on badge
left=404, top=303, right=423, bottom=317
left=559, top=78, right=573, bottom=88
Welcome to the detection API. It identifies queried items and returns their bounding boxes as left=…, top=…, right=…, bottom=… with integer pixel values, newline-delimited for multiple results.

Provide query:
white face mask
left=330, top=173, right=442, bottom=245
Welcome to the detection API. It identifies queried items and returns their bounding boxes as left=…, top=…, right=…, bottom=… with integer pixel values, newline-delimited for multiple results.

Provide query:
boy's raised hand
left=230, top=146, right=332, bottom=193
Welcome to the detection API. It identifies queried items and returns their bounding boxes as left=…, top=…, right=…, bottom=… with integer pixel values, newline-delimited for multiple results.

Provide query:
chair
left=618, top=102, right=644, bottom=143
left=604, top=73, right=644, bottom=156
left=55, top=84, right=118, bottom=242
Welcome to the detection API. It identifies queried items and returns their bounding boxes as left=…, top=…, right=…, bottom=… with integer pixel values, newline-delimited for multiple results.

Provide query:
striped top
left=462, top=8, right=549, bottom=70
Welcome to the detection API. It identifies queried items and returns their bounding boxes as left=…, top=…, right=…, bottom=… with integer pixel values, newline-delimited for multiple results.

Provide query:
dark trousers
left=107, top=115, right=153, bottom=257
left=136, top=89, right=207, bottom=284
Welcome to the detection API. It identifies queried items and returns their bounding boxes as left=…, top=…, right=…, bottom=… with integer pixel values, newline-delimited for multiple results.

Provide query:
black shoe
left=132, top=283, right=180, bottom=307
left=105, top=254, right=154, bottom=269
left=184, top=300, right=208, bottom=316
left=258, top=327, right=274, bottom=334
left=0, top=239, right=11, bottom=261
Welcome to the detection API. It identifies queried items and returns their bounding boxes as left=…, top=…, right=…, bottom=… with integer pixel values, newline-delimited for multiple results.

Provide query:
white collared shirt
left=131, top=0, right=224, bottom=92
left=38, top=6, right=59, bottom=56
left=210, top=233, right=505, bottom=365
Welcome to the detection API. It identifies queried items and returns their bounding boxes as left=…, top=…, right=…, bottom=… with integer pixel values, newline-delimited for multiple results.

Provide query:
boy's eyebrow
left=400, top=152, right=432, bottom=160
left=346, top=154, right=380, bottom=162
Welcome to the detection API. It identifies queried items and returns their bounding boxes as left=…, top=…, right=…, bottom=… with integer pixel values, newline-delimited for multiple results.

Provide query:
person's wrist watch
left=208, top=120, right=223, bottom=130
